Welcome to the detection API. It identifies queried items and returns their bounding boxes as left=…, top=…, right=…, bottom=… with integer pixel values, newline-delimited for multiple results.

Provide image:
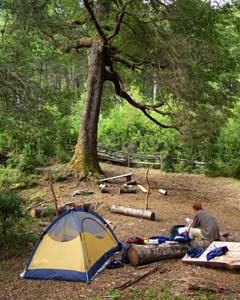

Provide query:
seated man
left=189, top=202, right=220, bottom=243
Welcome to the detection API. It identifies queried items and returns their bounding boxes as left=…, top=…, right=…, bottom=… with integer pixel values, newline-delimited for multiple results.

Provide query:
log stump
left=128, top=243, right=189, bottom=266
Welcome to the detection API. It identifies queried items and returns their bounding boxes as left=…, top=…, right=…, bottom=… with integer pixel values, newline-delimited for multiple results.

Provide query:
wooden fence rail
left=97, top=146, right=205, bottom=169
left=98, top=146, right=161, bottom=168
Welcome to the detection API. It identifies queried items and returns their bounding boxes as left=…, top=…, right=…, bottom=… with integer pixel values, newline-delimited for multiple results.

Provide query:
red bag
left=126, top=236, right=144, bottom=244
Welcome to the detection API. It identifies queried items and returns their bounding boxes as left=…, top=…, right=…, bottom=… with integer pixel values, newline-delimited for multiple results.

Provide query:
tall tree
left=2, top=0, right=238, bottom=176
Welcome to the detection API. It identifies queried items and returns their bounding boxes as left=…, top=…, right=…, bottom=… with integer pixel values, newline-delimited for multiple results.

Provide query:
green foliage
left=18, top=144, right=39, bottom=173
left=98, top=100, right=178, bottom=155
left=51, top=168, right=72, bottom=182
left=1, top=217, right=38, bottom=252
left=0, top=189, right=23, bottom=243
left=0, top=167, right=39, bottom=189
left=205, top=102, right=240, bottom=178
left=0, top=11, right=85, bottom=172
left=107, top=290, right=121, bottom=298
left=0, top=260, right=16, bottom=282
left=55, top=117, right=74, bottom=162
left=0, top=187, right=39, bottom=255
left=98, top=95, right=206, bottom=174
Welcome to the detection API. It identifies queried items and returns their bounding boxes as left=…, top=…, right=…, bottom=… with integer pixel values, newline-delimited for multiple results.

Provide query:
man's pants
left=189, top=227, right=204, bottom=240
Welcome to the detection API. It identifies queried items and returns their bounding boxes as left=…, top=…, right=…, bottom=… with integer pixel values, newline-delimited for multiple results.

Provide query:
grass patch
left=0, top=167, right=39, bottom=189
left=88, top=285, right=221, bottom=300
left=0, top=260, right=16, bottom=282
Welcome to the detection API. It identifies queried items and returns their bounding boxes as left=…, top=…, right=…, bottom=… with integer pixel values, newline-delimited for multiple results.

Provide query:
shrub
left=0, top=189, right=23, bottom=243
left=18, top=144, right=39, bottom=173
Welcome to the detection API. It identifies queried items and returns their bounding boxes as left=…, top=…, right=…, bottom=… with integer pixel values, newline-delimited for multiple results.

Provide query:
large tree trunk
left=70, top=38, right=104, bottom=175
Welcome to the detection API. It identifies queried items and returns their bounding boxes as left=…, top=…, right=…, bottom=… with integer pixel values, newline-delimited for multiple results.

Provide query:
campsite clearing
left=0, top=163, right=240, bottom=299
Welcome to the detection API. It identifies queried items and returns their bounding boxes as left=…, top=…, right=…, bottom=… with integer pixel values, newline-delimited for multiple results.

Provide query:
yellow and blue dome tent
left=20, top=208, right=121, bottom=283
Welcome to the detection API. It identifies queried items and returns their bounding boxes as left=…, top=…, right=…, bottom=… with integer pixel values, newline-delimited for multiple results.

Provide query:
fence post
left=159, top=155, right=163, bottom=170
left=127, top=152, right=132, bottom=167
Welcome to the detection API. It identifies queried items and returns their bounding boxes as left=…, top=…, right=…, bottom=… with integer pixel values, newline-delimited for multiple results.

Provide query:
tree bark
left=70, top=38, right=104, bottom=176
left=128, top=244, right=189, bottom=266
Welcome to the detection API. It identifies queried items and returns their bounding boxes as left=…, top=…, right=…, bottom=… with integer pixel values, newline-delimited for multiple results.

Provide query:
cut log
left=110, top=205, right=155, bottom=220
left=159, top=188, right=168, bottom=195
left=99, top=184, right=109, bottom=193
left=30, top=201, right=103, bottom=218
left=119, top=185, right=137, bottom=194
left=137, top=184, right=148, bottom=193
left=128, top=243, right=189, bottom=266
left=30, top=205, right=67, bottom=218
left=30, top=202, right=76, bottom=218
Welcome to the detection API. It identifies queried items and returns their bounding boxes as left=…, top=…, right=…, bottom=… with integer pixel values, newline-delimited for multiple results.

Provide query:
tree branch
left=83, top=0, right=107, bottom=41
left=111, top=55, right=145, bottom=71
left=106, top=0, right=133, bottom=42
left=64, top=37, right=93, bottom=52
left=104, top=70, right=176, bottom=129
left=43, top=32, right=92, bottom=52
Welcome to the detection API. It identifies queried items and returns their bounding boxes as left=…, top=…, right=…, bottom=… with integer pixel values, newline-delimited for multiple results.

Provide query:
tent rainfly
left=20, top=208, right=121, bottom=283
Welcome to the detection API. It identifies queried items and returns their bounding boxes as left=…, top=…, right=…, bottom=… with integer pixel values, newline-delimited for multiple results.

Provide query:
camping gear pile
left=20, top=210, right=196, bottom=283
left=20, top=181, right=239, bottom=283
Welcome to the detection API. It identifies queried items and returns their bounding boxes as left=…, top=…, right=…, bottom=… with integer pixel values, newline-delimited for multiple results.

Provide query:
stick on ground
left=115, top=266, right=167, bottom=290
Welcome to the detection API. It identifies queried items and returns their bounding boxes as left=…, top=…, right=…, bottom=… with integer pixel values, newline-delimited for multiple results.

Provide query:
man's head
left=192, top=202, right=202, bottom=211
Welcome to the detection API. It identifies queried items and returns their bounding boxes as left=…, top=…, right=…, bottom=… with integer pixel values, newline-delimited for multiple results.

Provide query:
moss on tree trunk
left=70, top=38, right=105, bottom=176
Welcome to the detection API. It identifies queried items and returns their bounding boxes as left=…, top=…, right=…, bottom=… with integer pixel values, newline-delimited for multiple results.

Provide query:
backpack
left=169, top=225, right=190, bottom=243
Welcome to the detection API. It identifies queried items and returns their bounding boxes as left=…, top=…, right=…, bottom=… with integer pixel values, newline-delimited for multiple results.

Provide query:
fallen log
left=26, top=199, right=55, bottom=211
left=30, top=201, right=103, bottom=218
left=30, top=205, right=67, bottom=218
left=110, top=205, right=155, bottom=220
left=128, top=243, right=189, bottom=266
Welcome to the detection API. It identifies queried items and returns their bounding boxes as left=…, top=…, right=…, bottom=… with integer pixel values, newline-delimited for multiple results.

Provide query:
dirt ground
left=1, top=163, right=240, bottom=300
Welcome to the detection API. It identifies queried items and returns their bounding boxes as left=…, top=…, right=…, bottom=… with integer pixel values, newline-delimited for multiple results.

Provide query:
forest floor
left=0, top=163, right=240, bottom=300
